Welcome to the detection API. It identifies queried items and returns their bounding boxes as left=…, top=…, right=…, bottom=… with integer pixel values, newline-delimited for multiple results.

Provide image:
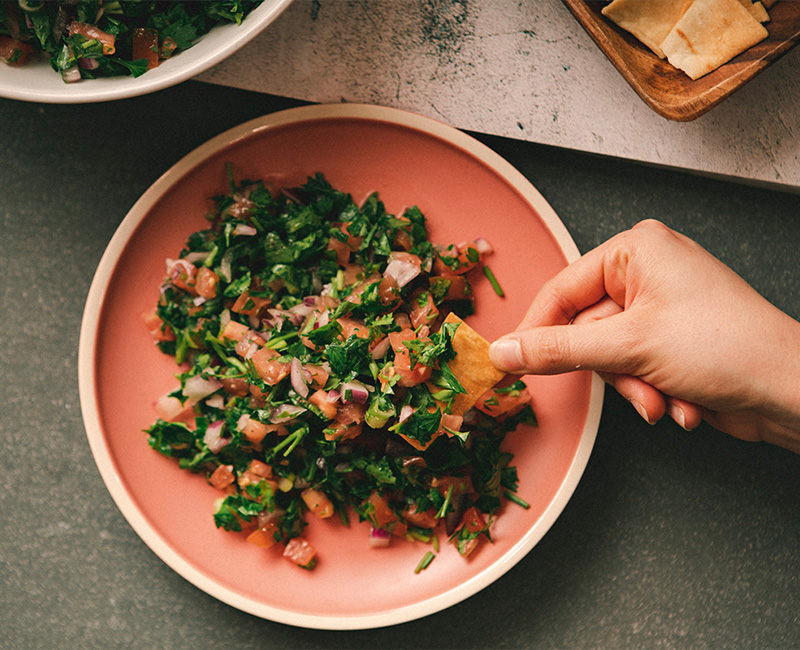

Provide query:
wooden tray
left=563, top=0, right=800, bottom=121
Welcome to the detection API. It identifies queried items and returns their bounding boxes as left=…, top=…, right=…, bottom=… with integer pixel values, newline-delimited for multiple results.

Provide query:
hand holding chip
left=489, top=219, right=800, bottom=454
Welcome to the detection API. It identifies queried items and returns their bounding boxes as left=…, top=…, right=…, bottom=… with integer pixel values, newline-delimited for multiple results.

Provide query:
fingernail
left=489, top=338, right=523, bottom=371
left=631, top=399, right=655, bottom=425
left=666, top=403, right=690, bottom=431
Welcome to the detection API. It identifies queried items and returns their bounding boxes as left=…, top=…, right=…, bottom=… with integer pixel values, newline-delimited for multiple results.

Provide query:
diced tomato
left=238, top=461, right=278, bottom=491
left=234, top=331, right=265, bottom=358
left=390, top=520, right=408, bottom=538
left=324, top=421, right=362, bottom=441
left=367, top=491, right=397, bottom=528
left=194, top=267, right=219, bottom=299
left=68, top=21, right=116, bottom=54
left=388, top=330, right=433, bottom=387
left=461, top=506, right=487, bottom=534
left=429, top=275, right=471, bottom=301
left=283, top=537, right=317, bottom=568
left=434, top=241, right=481, bottom=275
left=475, top=384, right=531, bottom=420
left=251, top=347, right=290, bottom=385
left=247, top=459, right=273, bottom=479
left=301, top=488, right=335, bottom=519
left=393, top=227, right=413, bottom=252
left=159, top=36, right=178, bottom=59
left=438, top=413, right=464, bottom=438
left=246, top=522, right=279, bottom=548
left=402, top=504, right=439, bottom=529
left=0, top=36, right=32, bottom=65
left=309, top=389, right=337, bottom=420
left=339, top=223, right=363, bottom=251
left=335, top=402, right=366, bottom=425
left=209, top=464, right=235, bottom=490
left=131, top=27, right=159, bottom=69
left=240, top=418, right=286, bottom=444
left=327, top=236, right=351, bottom=266
left=220, top=319, right=249, bottom=343
left=142, top=309, right=175, bottom=342
left=342, top=264, right=365, bottom=285
left=409, top=291, right=439, bottom=329
left=337, top=317, right=370, bottom=340
left=431, top=475, right=474, bottom=498
left=232, top=290, right=270, bottom=317
left=219, top=376, right=249, bottom=397
left=303, top=364, right=329, bottom=389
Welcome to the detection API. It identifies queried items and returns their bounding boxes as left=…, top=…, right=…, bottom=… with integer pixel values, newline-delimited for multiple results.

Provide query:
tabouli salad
left=0, top=1, right=261, bottom=81
left=143, top=169, right=536, bottom=572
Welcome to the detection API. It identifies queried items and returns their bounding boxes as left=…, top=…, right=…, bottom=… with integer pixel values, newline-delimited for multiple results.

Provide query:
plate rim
left=78, top=103, right=604, bottom=630
left=0, top=0, right=294, bottom=104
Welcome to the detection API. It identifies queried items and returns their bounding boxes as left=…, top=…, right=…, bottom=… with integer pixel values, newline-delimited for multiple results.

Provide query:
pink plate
left=78, top=104, right=603, bottom=629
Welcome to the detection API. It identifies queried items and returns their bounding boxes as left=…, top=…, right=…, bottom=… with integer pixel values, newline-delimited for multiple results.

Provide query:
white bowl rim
left=0, top=0, right=294, bottom=104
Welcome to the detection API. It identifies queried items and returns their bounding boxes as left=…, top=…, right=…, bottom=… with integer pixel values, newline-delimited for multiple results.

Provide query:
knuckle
left=533, top=328, right=571, bottom=370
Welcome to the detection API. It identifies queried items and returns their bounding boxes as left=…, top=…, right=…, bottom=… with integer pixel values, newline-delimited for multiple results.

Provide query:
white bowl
left=0, top=0, right=293, bottom=104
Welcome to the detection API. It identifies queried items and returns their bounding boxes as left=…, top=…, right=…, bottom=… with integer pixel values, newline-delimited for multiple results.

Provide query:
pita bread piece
left=601, top=0, right=693, bottom=58
left=661, top=0, right=768, bottom=79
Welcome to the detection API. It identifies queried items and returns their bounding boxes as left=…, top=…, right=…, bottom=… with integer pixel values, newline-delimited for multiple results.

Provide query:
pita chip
left=601, top=0, right=693, bottom=58
left=661, top=0, right=768, bottom=79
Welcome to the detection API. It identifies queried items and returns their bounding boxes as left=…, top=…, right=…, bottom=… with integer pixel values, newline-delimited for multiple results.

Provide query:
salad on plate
left=142, top=168, right=537, bottom=572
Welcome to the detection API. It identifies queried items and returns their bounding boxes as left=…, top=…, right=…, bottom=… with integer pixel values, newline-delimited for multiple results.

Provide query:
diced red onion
left=219, top=256, right=232, bottom=283
left=232, top=224, right=257, bottom=236
left=399, top=405, right=415, bottom=423
left=303, top=296, right=318, bottom=306
left=183, top=374, right=223, bottom=401
left=269, top=404, right=306, bottom=423
left=193, top=296, right=206, bottom=306
left=340, top=380, right=370, bottom=404
left=474, top=237, right=493, bottom=256
left=204, top=420, right=228, bottom=454
left=205, top=394, right=225, bottom=410
left=288, top=302, right=314, bottom=325
left=383, top=253, right=421, bottom=287
left=370, top=336, right=391, bottom=359
left=61, top=66, right=81, bottom=83
left=154, top=393, right=194, bottom=422
left=236, top=414, right=251, bottom=431
left=166, top=258, right=195, bottom=279
left=78, top=57, right=99, bottom=70
left=184, top=251, right=210, bottom=264
left=368, top=526, right=391, bottom=548
left=290, top=357, right=309, bottom=398
left=315, top=310, right=330, bottom=328
left=325, top=390, right=340, bottom=403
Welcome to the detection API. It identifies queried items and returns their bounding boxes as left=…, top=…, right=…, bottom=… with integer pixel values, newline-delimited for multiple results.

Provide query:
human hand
left=488, top=220, right=800, bottom=454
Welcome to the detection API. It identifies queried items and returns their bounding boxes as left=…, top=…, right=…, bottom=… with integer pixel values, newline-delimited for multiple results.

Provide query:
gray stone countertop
left=1, top=82, right=798, bottom=649
left=199, top=0, right=800, bottom=191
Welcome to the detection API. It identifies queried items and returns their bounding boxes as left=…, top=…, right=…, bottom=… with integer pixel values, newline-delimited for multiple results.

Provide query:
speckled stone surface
left=1, top=82, right=798, bottom=649
left=198, top=0, right=800, bottom=191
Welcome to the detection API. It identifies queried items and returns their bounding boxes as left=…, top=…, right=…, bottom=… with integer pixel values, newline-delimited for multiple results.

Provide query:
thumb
left=488, top=319, right=635, bottom=375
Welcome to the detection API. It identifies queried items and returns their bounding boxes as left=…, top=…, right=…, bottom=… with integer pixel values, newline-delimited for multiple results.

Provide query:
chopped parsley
left=143, top=170, right=537, bottom=570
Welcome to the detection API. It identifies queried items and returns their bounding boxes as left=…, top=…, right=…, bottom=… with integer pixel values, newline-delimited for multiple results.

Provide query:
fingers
left=515, top=241, right=618, bottom=330
left=489, top=315, right=639, bottom=376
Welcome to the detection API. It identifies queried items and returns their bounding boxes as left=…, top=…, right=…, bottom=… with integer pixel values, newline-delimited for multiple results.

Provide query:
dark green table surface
left=2, top=81, right=798, bottom=649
